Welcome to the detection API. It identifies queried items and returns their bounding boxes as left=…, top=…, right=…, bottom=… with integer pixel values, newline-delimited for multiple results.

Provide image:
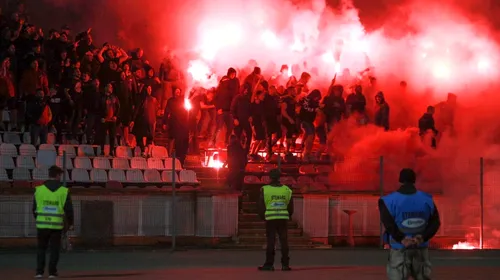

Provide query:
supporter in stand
left=231, top=83, right=253, bottom=152
left=299, top=89, right=321, bottom=161
left=98, top=83, right=120, bottom=156
left=26, top=88, right=51, bottom=145
left=198, top=88, right=216, bottom=140
left=132, top=85, right=159, bottom=157
left=211, top=67, right=239, bottom=148
left=163, top=87, right=189, bottom=164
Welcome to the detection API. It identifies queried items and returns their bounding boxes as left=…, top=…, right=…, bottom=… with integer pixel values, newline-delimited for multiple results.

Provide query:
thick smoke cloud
left=28, top=0, right=500, bottom=247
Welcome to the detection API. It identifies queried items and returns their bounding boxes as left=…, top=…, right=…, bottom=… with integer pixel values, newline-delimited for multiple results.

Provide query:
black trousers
left=234, top=121, right=252, bottom=151
left=36, top=228, right=62, bottom=275
left=98, top=121, right=117, bottom=155
left=264, top=219, right=290, bottom=266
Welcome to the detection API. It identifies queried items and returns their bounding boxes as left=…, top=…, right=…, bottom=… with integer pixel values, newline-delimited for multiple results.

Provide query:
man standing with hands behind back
left=33, top=166, right=74, bottom=279
left=379, top=168, right=441, bottom=280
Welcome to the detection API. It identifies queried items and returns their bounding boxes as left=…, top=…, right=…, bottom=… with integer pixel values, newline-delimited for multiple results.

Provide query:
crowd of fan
left=0, top=3, right=454, bottom=167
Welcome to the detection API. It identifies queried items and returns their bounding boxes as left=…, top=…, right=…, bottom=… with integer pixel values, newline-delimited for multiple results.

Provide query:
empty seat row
left=0, top=143, right=169, bottom=159
left=244, top=175, right=329, bottom=185
left=245, top=164, right=331, bottom=174
left=0, top=168, right=199, bottom=184
left=0, top=155, right=183, bottom=170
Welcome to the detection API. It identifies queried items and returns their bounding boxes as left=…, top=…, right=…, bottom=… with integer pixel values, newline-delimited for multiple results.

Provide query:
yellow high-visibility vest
left=262, top=185, right=292, bottom=220
left=34, top=185, right=68, bottom=230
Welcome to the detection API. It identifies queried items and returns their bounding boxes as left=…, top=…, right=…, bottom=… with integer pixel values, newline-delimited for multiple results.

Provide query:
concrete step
left=217, top=243, right=331, bottom=249
left=239, top=221, right=299, bottom=229
left=238, top=228, right=303, bottom=236
left=238, top=235, right=313, bottom=244
left=239, top=213, right=261, bottom=222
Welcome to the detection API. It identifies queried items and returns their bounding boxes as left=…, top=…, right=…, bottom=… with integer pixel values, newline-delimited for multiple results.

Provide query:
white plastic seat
left=164, top=158, right=182, bottom=171
left=90, top=169, right=108, bottom=182
left=39, top=144, right=56, bottom=152
left=32, top=168, right=49, bottom=181
left=56, top=156, right=73, bottom=169
left=115, top=146, right=133, bottom=158
left=19, top=144, right=37, bottom=157
left=3, top=133, right=21, bottom=144
left=61, top=170, right=71, bottom=182
left=299, top=164, right=316, bottom=175
left=93, top=157, right=111, bottom=169
left=179, top=170, right=199, bottom=184
left=0, top=168, right=9, bottom=181
left=16, top=155, right=35, bottom=169
left=112, top=158, right=130, bottom=169
left=161, top=170, right=179, bottom=183
left=0, top=155, right=15, bottom=169
left=130, top=157, right=147, bottom=169
left=0, top=143, right=17, bottom=156
left=72, top=168, right=90, bottom=182
left=244, top=175, right=261, bottom=184
left=151, top=146, right=168, bottom=158
left=74, top=157, right=92, bottom=169
left=22, top=132, right=31, bottom=144
left=13, top=167, right=31, bottom=180
left=108, top=169, right=126, bottom=182
left=126, top=169, right=144, bottom=182
left=77, top=145, right=95, bottom=157
left=36, top=149, right=57, bottom=168
left=147, top=158, right=164, bottom=169
left=144, top=169, right=161, bottom=182
left=58, top=145, right=76, bottom=157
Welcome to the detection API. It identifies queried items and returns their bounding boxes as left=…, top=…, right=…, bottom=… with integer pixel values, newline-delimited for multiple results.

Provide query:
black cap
left=399, top=168, right=416, bottom=184
left=48, top=165, right=64, bottom=178
left=269, top=169, right=281, bottom=181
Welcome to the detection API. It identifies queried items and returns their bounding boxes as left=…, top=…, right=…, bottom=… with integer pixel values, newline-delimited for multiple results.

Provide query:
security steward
left=379, top=168, right=441, bottom=280
left=257, top=169, right=293, bottom=271
left=33, top=165, right=74, bottom=279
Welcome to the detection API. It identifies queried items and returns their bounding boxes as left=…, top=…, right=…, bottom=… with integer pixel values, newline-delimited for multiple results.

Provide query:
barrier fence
left=0, top=153, right=497, bottom=250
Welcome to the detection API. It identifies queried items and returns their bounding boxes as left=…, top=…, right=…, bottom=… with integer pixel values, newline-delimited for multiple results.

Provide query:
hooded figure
left=374, top=91, right=390, bottom=131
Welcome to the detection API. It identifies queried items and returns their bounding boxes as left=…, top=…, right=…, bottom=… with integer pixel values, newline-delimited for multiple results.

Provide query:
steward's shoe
left=282, top=266, right=292, bottom=271
left=258, top=265, right=274, bottom=271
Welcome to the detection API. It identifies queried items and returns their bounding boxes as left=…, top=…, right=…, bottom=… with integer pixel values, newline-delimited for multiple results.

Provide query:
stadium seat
left=32, top=168, right=49, bottom=181
left=74, top=157, right=92, bottom=169
left=72, top=168, right=90, bottom=182
left=0, top=168, right=10, bottom=181
left=151, top=146, right=168, bottom=158
left=309, top=182, right=328, bottom=192
left=164, top=158, right=182, bottom=171
left=93, top=157, right=111, bottom=169
left=22, top=132, right=30, bottom=144
left=62, top=170, right=71, bottom=182
left=161, top=170, right=179, bottom=183
left=262, top=164, right=276, bottom=173
left=147, top=158, right=164, bottom=169
left=144, top=169, right=161, bottom=182
left=3, top=133, right=21, bottom=144
left=179, top=170, right=199, bottom=184
left=16, top=155, right=35, bottom=169
left=246, top=164, right=262, bottom=173
left=0, top=155, right=15, bottom=169
left=39, top=144, right=56, bottom=152
left=244, top=175, right=261, bottom=184
left=115, top=146, right=133, bottom=158
left=90, top=169, right=108, bottom=183
left=19, top=144, right=37, bottom=157
left=78, top=145, right=95, bottom=157
left=315, top=165, right=331, bottom=174
left=13, top=167, right=31, bottom=181
left=130, top=157, right=147, bottom=169
left=108, top=169, right=126, bottom=182
left=56, top=155, right=73, bottom=169
left=133, top=146, right=142, bottom=157
left=315, top=175, right=329, bottom=184
left=58, top=145, right=76, bottom=157
left=280, top=176, right=297, bottom=185
left=0, top=143, right=17, bottom=156
left=36, top=150, right=57, bottom=168
left=299, top=165, right=316, bottom=175
left=261, top=176, right=271, bottom=184
left=112, top=158, right=130, bottom=169
left=126, top=169, right=144, bottom=183
left=297, top=176, right=314, bottom=186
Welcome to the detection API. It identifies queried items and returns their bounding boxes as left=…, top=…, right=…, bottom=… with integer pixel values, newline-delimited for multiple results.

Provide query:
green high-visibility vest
left=262, top=185, right=292, bottom=220
left=34, top=185, right=68, bottom=230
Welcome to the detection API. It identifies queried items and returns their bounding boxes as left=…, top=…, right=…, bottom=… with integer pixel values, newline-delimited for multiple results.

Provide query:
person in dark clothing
left=163, top=87, right=189, bottom=164
left=68, top=82, right=85, bottom=142
left=198, top=88, right=216, bottom=139
left=418, top=106, right=438, bottom=148
left=132, top=85, right=159, bottom=157
left=346, top=85, right=367, bottom=118
left=33, top=166, right=74, bottom=278
left=318, top=84, right=345, bottom=147
left=262, top=83, right=282, bottom=160
left=26, top=89, right=51, bottom=145
left=116, top=71, right=136, bottom=146
left=98, top=83, right=120, bottom=156
left=280, top=87, right=298, bottom=155
left=226, top=134, right=247, bottom=193
left=211, top=67, right=239, bottom=147
left=374, top=91, right=390, bottom=131
left=379, top=168, right=440, bottom=279
left=257, top=169, right=293, bottom=271
left=83, top=78, right=101, bottom=144
left=299, top=89, right=321, bottom=160
left=249, top=90, right=266, bottom=159
left=231, top=83, right=253, bottom=151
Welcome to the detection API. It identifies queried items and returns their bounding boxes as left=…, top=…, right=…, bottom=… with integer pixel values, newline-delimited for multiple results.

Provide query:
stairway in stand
left=234, top=196, right=331, bottom=249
